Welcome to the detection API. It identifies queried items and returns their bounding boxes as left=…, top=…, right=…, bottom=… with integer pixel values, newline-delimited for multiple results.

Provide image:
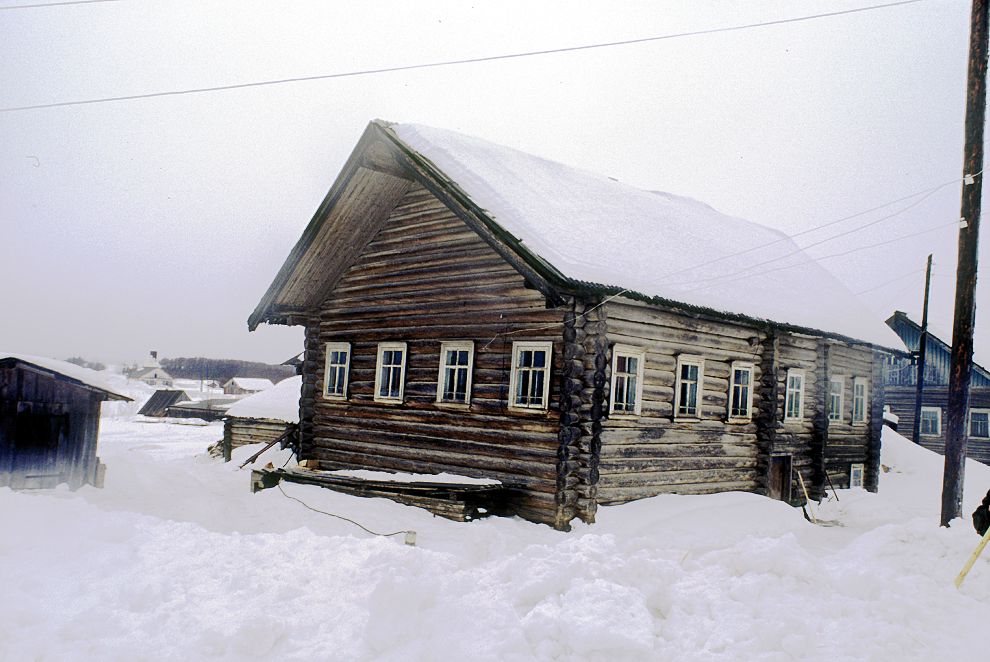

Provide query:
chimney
left=150, top=351, right=158, bottom=360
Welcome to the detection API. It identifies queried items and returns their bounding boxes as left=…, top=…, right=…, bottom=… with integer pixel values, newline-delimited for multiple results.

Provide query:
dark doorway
left=11, top=410, right=66, bottom=488
left=768, top=454, right=793, bottom=502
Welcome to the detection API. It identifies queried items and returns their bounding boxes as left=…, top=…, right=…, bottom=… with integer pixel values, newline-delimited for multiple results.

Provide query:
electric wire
left=0, top=0, right=119, bottom=9
left=854, top=267, right=928, bottom=295
left=0, top=0, right=928, bottom=112
left=276, top=483, right=409, bottom=538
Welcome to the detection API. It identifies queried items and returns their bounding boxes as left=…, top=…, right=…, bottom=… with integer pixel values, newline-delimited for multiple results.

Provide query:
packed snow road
left=2, top=420, right=989, bottom=661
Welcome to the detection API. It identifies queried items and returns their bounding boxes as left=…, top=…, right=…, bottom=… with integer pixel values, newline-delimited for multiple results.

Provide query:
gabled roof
left=223, top=377, right=275, bottom=391
left=886, top=311, right=990, bottom=384
left=250, top=120, right=900, bottom=349
left=225, top=376, right=302, bottom=423
left=132, top=366, right=172, bottom=380
left=137, top=389, right=190, bottom=416
left=0, top=352, right=132, bottom=401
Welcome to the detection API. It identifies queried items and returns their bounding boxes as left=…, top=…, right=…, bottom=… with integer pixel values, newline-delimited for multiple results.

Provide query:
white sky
left=0, top=0, right=986, bottom=365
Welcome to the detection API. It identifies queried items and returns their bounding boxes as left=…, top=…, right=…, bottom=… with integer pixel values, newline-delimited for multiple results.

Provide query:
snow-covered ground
left=2, top=420, right=989, bottom=661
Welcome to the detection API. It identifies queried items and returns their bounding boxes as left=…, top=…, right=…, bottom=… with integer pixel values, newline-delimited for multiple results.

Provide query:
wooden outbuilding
left=1, top=353, right=130, bottom=489
left=221, top=376, right=301, bottom=461
left=248, top=120, right=900, bottom=529
left=138, top=389, right=190, bottom=417
left=883, top=311, right=990, bottom=464
left=222, top=377, right=275, bottom=396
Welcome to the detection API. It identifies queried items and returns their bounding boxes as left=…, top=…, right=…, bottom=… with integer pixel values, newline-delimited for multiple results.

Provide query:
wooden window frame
left=374, top=342, right=408, bottom=404
left=852, top=376, right=868, bottom=425
left=728, top=361, right=755, bottom=421
left=674, top=354, right=705, bottom=420
left=323, top=342, right=351, bottom=400
left=784, top=369, right=805, bottom=421
left=827, top=375, right=844, bottom=423
left=970, top=408, right=990, bottom=439
left=436, top=341, right=474, bottom=407
left=508, top=341, right=553, bottom=412
left=849, top=463, right=865, bottom=488
left=920, top=406, right=941, bottom=436
left=609, top=345, right=645, bottom=417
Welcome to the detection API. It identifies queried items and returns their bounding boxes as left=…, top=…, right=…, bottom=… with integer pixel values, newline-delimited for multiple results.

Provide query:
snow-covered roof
left=132, top=366, right=172, bottom=380
left=223, top=377, right=275, bottom=391
left=389, top=123, right=901, bottom=349
left=225, top=376, right=301, bottom=422
left=0, top=352, right=132, bottom=400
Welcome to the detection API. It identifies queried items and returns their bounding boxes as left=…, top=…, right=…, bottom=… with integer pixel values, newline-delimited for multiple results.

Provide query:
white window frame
left=827, top=376, right=844, bottom=422
left=970, top=408, right=990, bottom=439
left=784, top=369, right=805, bottom=421
left=609, top=345, right=645, bottom=416
left=849, top=463, right=865, bottom=488
left=674, top=355, right=705, bottom=419
left=436, top=341, right=474, bottom=406
left=728, top=361, right=755, bottom=420
left=508, top=341, right=554, bottom=411
left=920, top=406, right=941, bottom=437
left=323, top=341, right=351, bottom=400
left=852, top=376, right=868, bottom=425
left=374, top=342, right=408, bottom=403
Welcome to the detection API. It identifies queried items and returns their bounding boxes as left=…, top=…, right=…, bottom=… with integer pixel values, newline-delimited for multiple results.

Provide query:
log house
left=249, top=121, right=900, bottom=529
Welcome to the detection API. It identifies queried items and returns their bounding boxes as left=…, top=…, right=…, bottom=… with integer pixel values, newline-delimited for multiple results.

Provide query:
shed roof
left=137, top=389, right=190, bottom=417
left=0, top=353, right=132, bottom=401
left=224, top=376, right=302, bottom=423
left=223, top=377, right=275, bottom=391
left=251, top=120, right=900, bottom=349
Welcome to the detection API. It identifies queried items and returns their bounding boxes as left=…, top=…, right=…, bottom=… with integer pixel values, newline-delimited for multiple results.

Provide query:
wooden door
left=768, top=454, right=793, bottom=502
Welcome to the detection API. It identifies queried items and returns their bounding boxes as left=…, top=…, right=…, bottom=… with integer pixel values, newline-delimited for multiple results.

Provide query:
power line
left=0, top=0, right=928, bottom=113
left=854, top=267, right=928, bottom=295
left=0, top=0, right=119, bottom=9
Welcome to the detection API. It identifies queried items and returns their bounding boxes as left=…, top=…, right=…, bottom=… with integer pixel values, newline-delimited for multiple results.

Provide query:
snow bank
left=326, top=469, right=502, bottom=486
left=392, top=123, right=900, bottom=349
left=2, top=421, right=989, bottom=661
left=224, top=376, right=301, bottom=422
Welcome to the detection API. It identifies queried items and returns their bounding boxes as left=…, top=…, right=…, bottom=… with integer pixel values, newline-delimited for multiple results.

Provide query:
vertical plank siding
left=300, top=184, right=567, bottom=527
left=0, top=364, right=105, bottom=489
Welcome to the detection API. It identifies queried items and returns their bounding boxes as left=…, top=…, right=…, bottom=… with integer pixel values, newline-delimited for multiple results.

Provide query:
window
left=509, top=342, right=553, bottom=410
left=852, top=377, right=868, bottom=425
left=610, top=345, right=645, bottom=415
left=827, top=376, right=844, bottom=422
left=728, top=362, right=754, bottom=419
left=920, top=406, right=941, bottom=436
left=437, top=341, right=474, bottom=405
left=784, top=369, right=805, bottom=420
left=675, top=355, right=704, bottom=418
left=850, top=463, right=865, bottom=488
left=323, top=342, right=351, bottom=399
left=971, top=409, right=990, bottom=438
left=374, top=342, right=407, bottom=403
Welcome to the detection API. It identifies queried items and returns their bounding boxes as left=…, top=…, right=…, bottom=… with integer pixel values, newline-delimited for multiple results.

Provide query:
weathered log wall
left=300, top=183, right=568, bottom=527
left=885, top=385, right=990, bottom=465
left=224, top=417, right=292, bottom=456
left=597, top=301, right=765, bottom=503
left=0, top=363, right=104, bottom=489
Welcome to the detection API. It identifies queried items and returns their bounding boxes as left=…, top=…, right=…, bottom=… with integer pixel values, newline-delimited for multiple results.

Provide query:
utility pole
left=941, top=0, right=988, bottom=527
left=912, top=254, right=933, bottom=445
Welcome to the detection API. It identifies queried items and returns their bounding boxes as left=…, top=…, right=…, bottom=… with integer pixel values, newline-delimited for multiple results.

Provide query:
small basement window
left=970, top=409, right=990, bottom=438
left=509, top=341, right=553, bottom=410
left=437, top=341, right=474, bottom=405
left=827, top=376, right=844, bottom=422
left=675, top=355, right=704, bottom=418
left=323, top=342, right=351, bottom=399
left=610, top=345, right=645, bottom=416
left=852, top=377, right=868, bottom=425
left=850, top=463, right=865, bottom=488
left=920, top=406, right=941, bottom=436
left=374, top=342, right=408, bottom=403
left=728, top=362, right=754, bottom=420
left=784, top=369, right=805, bottom=421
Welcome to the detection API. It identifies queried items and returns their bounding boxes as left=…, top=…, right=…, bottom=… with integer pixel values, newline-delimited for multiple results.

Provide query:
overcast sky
left=1, top=0, right=986, bottom=365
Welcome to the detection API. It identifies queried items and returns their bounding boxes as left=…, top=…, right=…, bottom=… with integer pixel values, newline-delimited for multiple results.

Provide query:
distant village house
left=1, top=353, right=130, bottom=489
left=883, top=311, right=990, bottom=465
left=131, top=351, right=173, bottom=387
left=248, top=120, right=899, bottom=530
left=223, top=377, right=275, bottom=396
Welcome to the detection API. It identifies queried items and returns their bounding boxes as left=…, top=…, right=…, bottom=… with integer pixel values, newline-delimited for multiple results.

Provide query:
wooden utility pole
left=941, top=0, right=988, bottom=527
left=912, top=254, right=933, bottom=445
